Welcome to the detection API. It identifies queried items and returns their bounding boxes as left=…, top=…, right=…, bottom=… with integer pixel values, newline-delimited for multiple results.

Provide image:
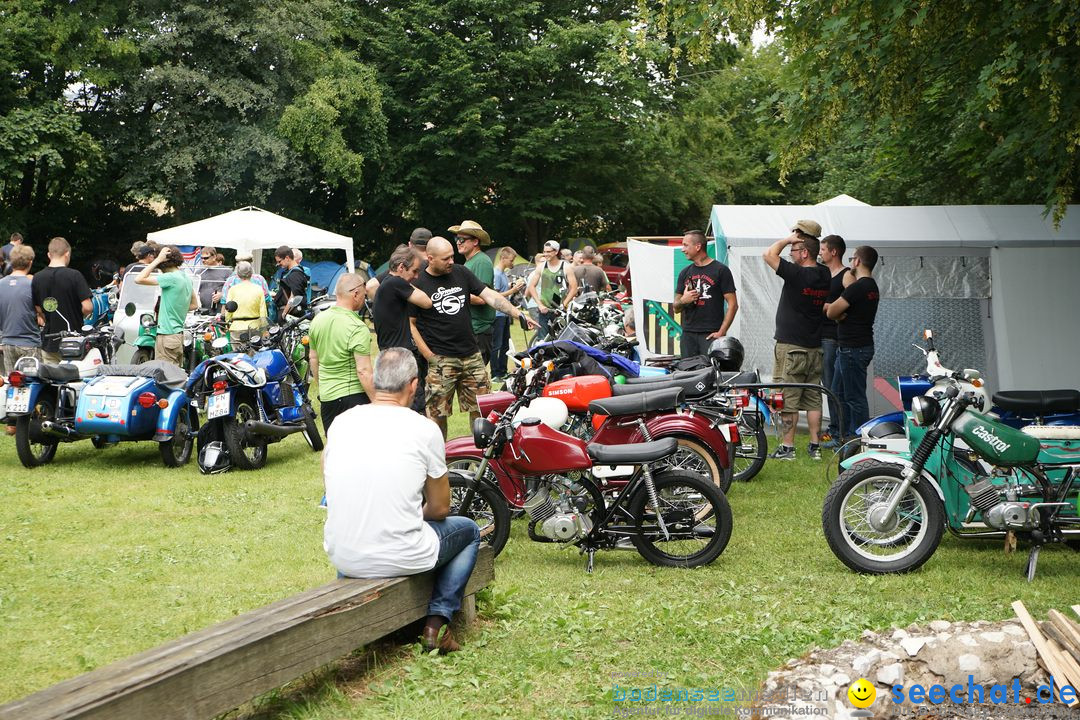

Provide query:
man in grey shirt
left=572, top=245, right=611, bottom=293
left=0, top=244, right=41, bottom=434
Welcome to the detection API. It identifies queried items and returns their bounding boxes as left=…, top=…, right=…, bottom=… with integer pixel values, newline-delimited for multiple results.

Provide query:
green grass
left=1, top=345, right=1077, bottom=716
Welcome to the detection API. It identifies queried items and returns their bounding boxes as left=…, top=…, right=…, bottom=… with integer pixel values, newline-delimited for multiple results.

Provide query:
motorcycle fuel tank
left=478, top=390, right=515, bottom=417
left=542, top=375, right=610, bottom=412
left=507, top=420, right=592, bottom=474
left=251, top=349, right=290, bottom=382
left=951, top=410, right=1040, bottom=466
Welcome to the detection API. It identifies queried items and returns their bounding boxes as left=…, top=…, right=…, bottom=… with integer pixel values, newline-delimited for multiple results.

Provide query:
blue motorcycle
left=186, top=300, right=321, bottom=473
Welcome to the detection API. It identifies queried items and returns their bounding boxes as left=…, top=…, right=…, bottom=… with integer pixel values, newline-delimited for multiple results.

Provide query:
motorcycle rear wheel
left=657, top=437, right=729, bottom=494
left=629, top=470, right=732, bottom=567
left=15, top=396, right=59, bottom=468
left=131, top=347, right=154, bottom=365
left=301, top=404, right=323, bottom=451
left=733, top=413, right=768, bottom=482
left=223, top=398, right=268, bottom=470
left=822, top=460, right=944, bottom=574
left=448, top=471, right=511, bottom=557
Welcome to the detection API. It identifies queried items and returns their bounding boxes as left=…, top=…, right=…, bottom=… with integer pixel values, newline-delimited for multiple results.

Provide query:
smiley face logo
left=847, top=678, right=876, bottom=709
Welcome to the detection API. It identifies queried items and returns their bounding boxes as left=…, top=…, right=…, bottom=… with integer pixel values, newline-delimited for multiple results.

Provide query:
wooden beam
left=1013, top=600, right=1079, bottom=708
left=1, top=546, right=494, bottom=720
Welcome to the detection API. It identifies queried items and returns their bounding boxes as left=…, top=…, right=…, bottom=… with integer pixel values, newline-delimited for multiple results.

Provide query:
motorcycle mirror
left=225, top=301, right=239, bottom=312
left=124, top=302, right=136, bottom=317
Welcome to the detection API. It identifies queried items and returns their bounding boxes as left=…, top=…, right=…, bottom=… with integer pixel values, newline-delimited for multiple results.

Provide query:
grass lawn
left=1, top=333, right=1076, bottom=716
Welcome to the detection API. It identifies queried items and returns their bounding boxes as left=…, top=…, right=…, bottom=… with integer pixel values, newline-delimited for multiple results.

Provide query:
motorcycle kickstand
left=1024, top=545, right=1040, bottom=583
left=584, top=548, right=595, bottom=574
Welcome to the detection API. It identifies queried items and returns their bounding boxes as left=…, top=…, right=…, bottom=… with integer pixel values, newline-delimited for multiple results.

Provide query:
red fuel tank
left=542, top=375, right=611, bottom=412
left=505, top=419, right=592, bottom=475
left=478, top=390, right=515, bottom=417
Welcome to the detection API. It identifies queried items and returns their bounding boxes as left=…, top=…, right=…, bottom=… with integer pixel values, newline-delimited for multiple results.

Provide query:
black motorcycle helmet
left=198, top=441, right=231, bottom=474
left=707, top=336, right=744, bottom=371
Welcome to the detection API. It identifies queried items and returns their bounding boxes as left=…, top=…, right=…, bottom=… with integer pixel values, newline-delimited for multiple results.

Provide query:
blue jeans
left=490, top=315, right=511, bottom=378
left=425, top=516, right=481, bottom=621
left=834, top=345, right=874, bottom=438
left=534, top=309, right=553, bottom=344
left=821, top=337, right=840, bottom=436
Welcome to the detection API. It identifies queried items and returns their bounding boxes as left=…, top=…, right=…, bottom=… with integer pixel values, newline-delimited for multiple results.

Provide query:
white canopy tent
left=694, top=203, right=1080, bottom=414
left=146, top=206, right=354, bottom=278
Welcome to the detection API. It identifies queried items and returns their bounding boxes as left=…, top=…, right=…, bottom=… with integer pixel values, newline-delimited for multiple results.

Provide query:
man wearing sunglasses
left=763, top=220, right=831, bottom=461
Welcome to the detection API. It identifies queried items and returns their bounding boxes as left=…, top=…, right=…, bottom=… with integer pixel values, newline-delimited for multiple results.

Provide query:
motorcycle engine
left=523, top=475, right=594, bottom=542
left=560, top=413, right=593, bottom=441
left=963, top=478, right=1039, bottom=530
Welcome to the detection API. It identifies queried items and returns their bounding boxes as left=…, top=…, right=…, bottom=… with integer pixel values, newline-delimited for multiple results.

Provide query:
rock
left=852, top=650, right=881, bottom=675
left=958, top=653, right=982, bottom=672
left=957, top=633, right=979, bottom=646
left=832, top=672, right=851, bottom=687
left=979, top=631, right=1005, bottom=643
left=819, top=664, right=836, bottom=677
left=892, top=628, right=909, bottom=640
left=861, top=629, right=878, bottom=640
left=900, top=637, right=928, bottom=656
left=930, top=620, right=951, bottom=632
left=877, top=662, right=904, bottom=686
left=1003, top=623, right=1026, bottom=637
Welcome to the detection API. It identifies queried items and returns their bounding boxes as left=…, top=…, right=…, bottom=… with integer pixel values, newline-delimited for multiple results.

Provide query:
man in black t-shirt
left=826, top=245, right=881, bottom=440
left=31, top=237, right=93, bottom=363
left=763, top=221, right=831, bottom=460
left=365, top=228, right=432, bottom=298
left=818, top=234, right=848, bottom=446
left=674, top=230, right=738, bottom=358
left=410, top=237, right=537, bottom=438
left=273, top=245, right=308, bottom=315
left=373, top=245, right=433, bottom=413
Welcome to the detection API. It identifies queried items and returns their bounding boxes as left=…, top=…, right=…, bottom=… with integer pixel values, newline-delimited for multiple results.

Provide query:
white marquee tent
left=698, top=203, right=1080, bottom=414
left=146, top=206, right=354, bottom=278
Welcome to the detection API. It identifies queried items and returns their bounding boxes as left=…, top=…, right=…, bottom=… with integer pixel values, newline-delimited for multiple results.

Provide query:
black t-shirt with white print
left=676, top=259, right=736, bottom=334
left=410, top=265, right=487, bottom=357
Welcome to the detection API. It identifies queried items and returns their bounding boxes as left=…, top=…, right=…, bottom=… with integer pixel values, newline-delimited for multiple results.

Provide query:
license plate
left=207, top=392, right=231, bottom=419
left=8, top=387, right=30, bottom=414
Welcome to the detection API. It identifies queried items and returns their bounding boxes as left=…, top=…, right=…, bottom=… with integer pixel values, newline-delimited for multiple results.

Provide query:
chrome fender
left=838, top=451, right=945, bottom=502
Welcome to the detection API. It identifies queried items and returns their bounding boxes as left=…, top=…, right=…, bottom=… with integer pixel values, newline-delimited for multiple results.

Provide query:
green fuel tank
left=951, top=410, right=1041, bottom=466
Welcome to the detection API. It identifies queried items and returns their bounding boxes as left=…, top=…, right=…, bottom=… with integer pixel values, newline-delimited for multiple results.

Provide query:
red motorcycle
left=447, top=363, right=738, bottom=499
left=451, top=360, right=732, bottom=571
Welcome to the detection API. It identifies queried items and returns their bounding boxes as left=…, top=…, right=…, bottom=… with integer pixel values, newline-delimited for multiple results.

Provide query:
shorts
left=425, top=352, right=490, bottom=419
left=1, top=345, right=39, bottom=376
left=155, top=333, right=185, bottom=367
left=773, top=342, right=824, bottom=411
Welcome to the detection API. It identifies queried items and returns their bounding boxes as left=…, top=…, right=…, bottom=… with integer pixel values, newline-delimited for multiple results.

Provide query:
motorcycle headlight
left=140, top=313, right=155, bottom=329
left=472, top=418, right=496, bottom=448
left=911, top=395, right=941, bottom=427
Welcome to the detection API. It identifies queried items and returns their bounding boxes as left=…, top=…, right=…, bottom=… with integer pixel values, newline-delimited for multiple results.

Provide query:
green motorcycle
left=823, top=330, right=1080, bottom=581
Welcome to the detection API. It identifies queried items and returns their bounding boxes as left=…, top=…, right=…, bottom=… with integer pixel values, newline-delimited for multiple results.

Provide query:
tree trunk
left=522, top=218, right=549, bottom=258
left=18, top=159, right=36, bottom=210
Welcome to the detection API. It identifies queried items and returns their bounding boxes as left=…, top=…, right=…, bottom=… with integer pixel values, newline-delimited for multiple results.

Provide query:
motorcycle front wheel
left=822, top=460, right=945, bottom=574
left=15, top=396, right=59, bottom=468
left=448, top=471, right=511, bottom=557
left=629, top=470, right=732, bottom=568
left=223, top=397, right=268, bottom=470
left=733, top=413, right=768, bottom=482
left=300, top=404, right=323, bottom=451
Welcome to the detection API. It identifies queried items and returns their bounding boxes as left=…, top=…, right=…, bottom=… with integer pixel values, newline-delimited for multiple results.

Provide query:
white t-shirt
left=323, top=404, right=446, bottom=578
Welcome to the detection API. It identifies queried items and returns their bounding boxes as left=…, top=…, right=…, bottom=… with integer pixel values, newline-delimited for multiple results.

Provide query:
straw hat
left=448, top=220, right=491, bottom=247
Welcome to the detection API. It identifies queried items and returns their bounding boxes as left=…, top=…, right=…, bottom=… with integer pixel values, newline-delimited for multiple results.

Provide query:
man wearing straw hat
left=449, top=220, right=495, bottom=365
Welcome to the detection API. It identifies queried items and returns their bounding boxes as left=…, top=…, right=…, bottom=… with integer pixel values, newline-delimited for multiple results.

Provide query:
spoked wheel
left=629, top=470, right=732, bottom=568
left=733, top=413, right=768, bottom=482
left=448, top=456, right=518, bottom=515
left=131, top=347, right=153, bottom=364
left=160, top=407, right=198, bottom=467
left=656, top=437, right=728, bottom=493
left=822, top=460, right=944, bottom=574
left=223, top=397, right=268, bottom=470
left=301, top=404, right=323, bottom=451
left=14, top=396, right=59, bottom=468
left=448, top=471, right=511, bottom=556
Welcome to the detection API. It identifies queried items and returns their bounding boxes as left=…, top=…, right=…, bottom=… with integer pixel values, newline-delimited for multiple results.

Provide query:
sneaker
left=318, top=494, right=327, bottom=509
left=769, top=445, right=796, bottom=461
left=807, top=443, right=822, bottom=461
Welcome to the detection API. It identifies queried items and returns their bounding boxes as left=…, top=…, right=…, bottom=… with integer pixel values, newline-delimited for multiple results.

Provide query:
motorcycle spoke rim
left=638, top=484, right=717, bottom=560
left=450, top=486, right=495, bottom=539
left=840, top=478, right=928, bottom=560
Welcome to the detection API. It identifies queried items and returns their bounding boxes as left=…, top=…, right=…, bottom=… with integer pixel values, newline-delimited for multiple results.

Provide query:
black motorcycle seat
left=38, top=363, right=81, bottom=383
left=624, top=368, right=711, bottom=385
left=717, top=370, right=759, bottom=385
left=611, top=370, right=713, bottom=401
left=93, top=360, right=189, bottom=391
left=587, top=437, right=678, bottom=465
left=589, top=387, right=683, bottom=417
left=992, top=389, right=1080, bottom=415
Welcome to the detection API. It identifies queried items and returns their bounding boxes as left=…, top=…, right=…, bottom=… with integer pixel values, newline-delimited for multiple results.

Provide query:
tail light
left=213, top=380, right=228, bottom=393
left=733, top=390, right=750, bottom=408
left=9, top=371, right=24, bottom=388
left=771, top=391, right=784, bottom=411
left=157, top=399, right=169, bottom=409
left=137, top=392, right=158, bottom=408
left=729, top=423, right=740, bottom=446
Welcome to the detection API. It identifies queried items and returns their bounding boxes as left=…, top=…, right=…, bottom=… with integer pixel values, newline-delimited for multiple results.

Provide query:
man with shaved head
left=410, top=237, right=537, bottom=437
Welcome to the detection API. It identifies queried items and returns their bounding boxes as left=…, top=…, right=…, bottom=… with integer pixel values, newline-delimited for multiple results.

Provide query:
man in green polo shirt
left=308, top=273, right=375, bottom=431
left=450, top=220, right=495, bottom=364
left=135, top=245, right=196, bottom=367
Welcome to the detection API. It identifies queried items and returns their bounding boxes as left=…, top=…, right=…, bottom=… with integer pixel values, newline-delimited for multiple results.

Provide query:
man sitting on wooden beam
left=322, top=347, right=481, bottom=653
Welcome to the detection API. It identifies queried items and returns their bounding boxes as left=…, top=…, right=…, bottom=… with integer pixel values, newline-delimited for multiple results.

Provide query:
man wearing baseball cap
left=763, top=219, right=831, bottom=461
left=525, top=240, right=578, bottom=343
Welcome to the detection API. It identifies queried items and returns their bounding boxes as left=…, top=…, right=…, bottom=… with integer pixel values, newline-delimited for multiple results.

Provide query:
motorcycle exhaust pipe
left=243, top=420, right=304, bottom=439
left=40, top=420, right=79, bottom=439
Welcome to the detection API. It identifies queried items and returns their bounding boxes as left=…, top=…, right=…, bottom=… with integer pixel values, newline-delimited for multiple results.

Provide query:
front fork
left=874, top=427, right=942, bottom=531
left=458, top=455, right=493, bottom=511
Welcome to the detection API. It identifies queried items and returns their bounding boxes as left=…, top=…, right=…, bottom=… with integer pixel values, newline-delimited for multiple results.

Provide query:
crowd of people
left=672, top=222, right=879, bottom=460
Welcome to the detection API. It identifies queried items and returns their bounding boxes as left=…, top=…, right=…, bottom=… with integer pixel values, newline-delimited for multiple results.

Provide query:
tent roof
left=816, top=193, right=869, bottom=206
left=147, top=207, right=354, bottom=273
left=708, top=204, right=1080, bottom=248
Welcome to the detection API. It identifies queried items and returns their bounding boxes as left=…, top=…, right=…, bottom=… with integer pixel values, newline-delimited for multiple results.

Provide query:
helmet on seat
left=708, top=336, right=744, bottom=371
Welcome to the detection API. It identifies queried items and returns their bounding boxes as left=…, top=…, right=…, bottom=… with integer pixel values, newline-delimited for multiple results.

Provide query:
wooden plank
left=1, top=546, right=493, bottom=720
left=1042, top=622, right=1080, bottom=667
left=1048, top=610, right=1080, bottom=656
left=1012, top=600, right=1078, bottom=707
left=1073, top=605, right=1080, bottom=622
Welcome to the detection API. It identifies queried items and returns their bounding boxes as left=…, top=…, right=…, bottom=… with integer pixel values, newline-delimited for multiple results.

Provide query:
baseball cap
left=410, top=227, right=433, bottom=247
left=543, top=241, right=560, bottom=252
left=132, top=243, right=155, bottom=259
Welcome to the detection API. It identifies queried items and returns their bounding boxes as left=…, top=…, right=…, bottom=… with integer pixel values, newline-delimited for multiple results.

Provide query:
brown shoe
left=421, top=623, right=461, bottom=654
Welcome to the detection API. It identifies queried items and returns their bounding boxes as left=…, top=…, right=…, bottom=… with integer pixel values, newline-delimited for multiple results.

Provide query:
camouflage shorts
left=426, top=352, right=490, bottom=419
